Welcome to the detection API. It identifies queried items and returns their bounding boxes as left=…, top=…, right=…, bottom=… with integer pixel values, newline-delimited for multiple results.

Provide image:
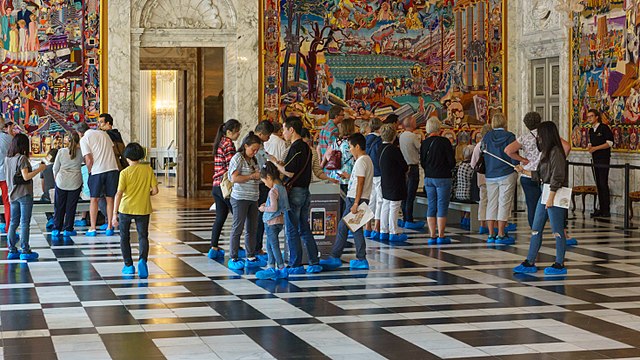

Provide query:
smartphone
left=310, top=208, right=326, bottom=240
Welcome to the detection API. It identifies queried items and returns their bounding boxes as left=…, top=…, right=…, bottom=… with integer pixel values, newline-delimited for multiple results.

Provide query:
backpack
left=112, top=140, right=128, bottom=170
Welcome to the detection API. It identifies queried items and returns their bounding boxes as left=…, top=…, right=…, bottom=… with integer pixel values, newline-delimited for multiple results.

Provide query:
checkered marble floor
left=3, top=207, right=640, bottom=359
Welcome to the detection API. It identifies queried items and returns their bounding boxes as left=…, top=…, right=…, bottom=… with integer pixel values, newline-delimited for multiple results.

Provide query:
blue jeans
left=331, top=197, right=368, bottom=260
left=520, top=176, right=542, bottom=228
left=9, top=194, right=33, bottom=252
left=424, top=177, right=452, bottom=218
left=285, top=187, right=319, bottom=267
left=526, top=200, right=567, bottom=265
left=265, top=223, right=284, bottom=268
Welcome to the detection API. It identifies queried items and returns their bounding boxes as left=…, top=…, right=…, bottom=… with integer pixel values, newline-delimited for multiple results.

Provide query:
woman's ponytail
left=213, top=119, right=242, bottom=153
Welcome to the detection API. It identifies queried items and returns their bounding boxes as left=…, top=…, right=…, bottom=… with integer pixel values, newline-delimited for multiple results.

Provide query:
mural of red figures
left=571, top=0, right=640, bottom=152
left=261, top=0, right=505, bottom=140
left=0, top=0, right=101, bottom=156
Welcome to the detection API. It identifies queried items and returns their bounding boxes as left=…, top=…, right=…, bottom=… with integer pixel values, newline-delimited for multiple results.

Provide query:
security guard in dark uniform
left=587, top=109, right=614, bottom=217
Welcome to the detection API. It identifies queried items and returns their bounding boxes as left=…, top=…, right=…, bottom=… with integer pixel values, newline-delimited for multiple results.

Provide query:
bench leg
left=469, top=210, right=479, bottom=232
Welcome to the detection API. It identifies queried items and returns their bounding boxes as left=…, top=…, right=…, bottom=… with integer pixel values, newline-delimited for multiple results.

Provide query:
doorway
left=139, top=47, right=225, bottom=198
left=530, top=57, right=561, bottom=125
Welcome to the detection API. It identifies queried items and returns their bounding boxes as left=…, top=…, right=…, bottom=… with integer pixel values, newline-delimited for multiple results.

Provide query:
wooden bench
left=571, top=185, right=598, bottom=213
left=415, top=195, right=479, bottom=231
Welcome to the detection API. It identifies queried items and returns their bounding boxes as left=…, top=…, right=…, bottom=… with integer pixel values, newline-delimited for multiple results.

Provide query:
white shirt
left=347, top=154, right=373, bottom=200
left=399, top=131, right=421, bottom=165
left=516, top=129, right=541, bottom=172
left=80, top=129, right=119, bottom=175
left=264, top=134, right=288, bottom=162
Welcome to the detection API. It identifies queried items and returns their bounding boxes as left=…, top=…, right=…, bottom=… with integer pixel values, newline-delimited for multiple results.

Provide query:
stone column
left=107, top=0, right=132, bottom=143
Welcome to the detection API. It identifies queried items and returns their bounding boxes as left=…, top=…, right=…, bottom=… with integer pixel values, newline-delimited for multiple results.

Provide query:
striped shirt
left=228, top=153, right=260, bottom=201
left=212, top=136, right=236, bottom=186
left=317, top=119, right=339, bottom=158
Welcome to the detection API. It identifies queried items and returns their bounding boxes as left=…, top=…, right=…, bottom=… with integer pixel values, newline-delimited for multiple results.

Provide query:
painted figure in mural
left=8, top=22, right=17, bottom=53
left=17, top=19, right=26, bottom=55
left=28, top=13, right=38, bottom=51
left=28, top=108, right=39, bottom=126
left=377, top=2, right=395, bottom=21
left=0, top=7, right=9, bottom=50
left=16, top=2, right=32, bottom=28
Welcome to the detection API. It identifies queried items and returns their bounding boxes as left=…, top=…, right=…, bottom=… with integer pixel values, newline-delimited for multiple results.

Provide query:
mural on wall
left=0, top=0, right=102, bottom=156
left=261, top=0, right=506, bottom=144
left=571, top=0, right=640, bottom=152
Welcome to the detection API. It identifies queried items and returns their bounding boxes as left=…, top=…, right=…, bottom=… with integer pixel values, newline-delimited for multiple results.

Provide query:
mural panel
left=0, top=0, right=102, bottom=156
left=260, top=0, right=506, bottom=146
left=571, top=1, right=640, bottom=152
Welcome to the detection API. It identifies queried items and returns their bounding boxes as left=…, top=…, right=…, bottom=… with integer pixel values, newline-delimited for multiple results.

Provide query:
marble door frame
left=131, top=29, right=239, bottom=198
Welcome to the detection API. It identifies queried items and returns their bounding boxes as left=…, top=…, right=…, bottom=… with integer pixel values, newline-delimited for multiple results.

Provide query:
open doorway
left=138, top=47, right=225, bottom=198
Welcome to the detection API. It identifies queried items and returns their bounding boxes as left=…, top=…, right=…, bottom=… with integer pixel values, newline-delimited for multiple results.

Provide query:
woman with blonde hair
left=51, top=132, right=84, bottom=237
left=480, top=113, right=519, bottom=245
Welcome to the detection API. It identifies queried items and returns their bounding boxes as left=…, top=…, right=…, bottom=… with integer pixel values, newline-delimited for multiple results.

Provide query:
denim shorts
left=88, top=170, right=119, bottom=198
left=424, top=177, right=452, bottom=218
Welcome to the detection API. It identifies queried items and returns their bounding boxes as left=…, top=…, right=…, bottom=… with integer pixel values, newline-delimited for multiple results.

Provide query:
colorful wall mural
left=261, top=0, right=506, bottom=145
left=0, top=0, right=102, bottom=156
left=571, top=0, right=640, bottom=152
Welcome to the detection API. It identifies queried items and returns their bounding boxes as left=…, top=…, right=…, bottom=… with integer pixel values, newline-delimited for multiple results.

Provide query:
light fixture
left=554, top=0, right=585, bottom=28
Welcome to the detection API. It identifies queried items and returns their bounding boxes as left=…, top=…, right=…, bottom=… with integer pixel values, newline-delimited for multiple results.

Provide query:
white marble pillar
left=233, top=0, right=259, bottom=136
left=139, top=71, right=151, bottom=150
left=107, top=0, right=132, bottom=143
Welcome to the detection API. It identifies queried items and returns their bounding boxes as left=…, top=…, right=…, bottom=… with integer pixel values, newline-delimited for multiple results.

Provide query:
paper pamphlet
left=342, top=202, right=374, bottom=232
left=541, top=184, right=572, bottom=209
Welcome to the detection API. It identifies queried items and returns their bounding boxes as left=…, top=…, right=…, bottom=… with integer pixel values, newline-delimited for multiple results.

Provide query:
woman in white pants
left=480, top=114, right=519, bottom=245
left=378, top=124, right=408, bottom=242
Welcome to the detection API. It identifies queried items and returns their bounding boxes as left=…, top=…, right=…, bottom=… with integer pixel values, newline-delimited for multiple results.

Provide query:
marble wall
left=107, top=0, right=259, bottom=143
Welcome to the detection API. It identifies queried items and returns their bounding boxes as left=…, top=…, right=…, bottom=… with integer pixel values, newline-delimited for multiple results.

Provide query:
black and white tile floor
left=2, top=208, right=640, bottom=359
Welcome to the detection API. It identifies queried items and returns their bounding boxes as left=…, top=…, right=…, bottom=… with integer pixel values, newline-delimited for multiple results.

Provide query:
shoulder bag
left=473, top=143, right=486, bottom=175
left=324, top=140, right=342, bottom=170
left=284, top=148, right=312, bottom=192
left=13, top=155, right=32, bottom=186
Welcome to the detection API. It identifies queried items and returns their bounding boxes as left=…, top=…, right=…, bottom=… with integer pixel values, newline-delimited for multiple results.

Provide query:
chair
left=571, top=185, right=598, bottom=213
left=629, top=191, right=640, bottom=219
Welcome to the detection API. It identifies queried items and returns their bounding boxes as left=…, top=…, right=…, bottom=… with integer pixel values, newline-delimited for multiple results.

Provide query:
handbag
left=220, top=171, right=232, bottom=198
left=13, top=155, right=32, bottom=186
left=324, top=144, right=342, bottom=170
left=473, top=143, right=486, bottom=175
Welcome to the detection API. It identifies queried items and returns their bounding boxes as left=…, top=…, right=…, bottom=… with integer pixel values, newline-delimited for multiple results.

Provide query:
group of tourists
left=1, top=114, right=159, bottom=279
left=211, top=105, right=613, bottom=278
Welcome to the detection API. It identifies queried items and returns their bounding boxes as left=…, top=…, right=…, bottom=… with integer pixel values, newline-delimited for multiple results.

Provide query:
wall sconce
left=155, top=100, right=176, bottom=116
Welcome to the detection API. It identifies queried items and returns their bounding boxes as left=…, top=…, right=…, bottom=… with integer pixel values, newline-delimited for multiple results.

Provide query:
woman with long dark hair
left=209, top=119, right=241, bottom=259
left=51, top=131, right=83, bottom=237
left=514, top=121, right=569, bottom=275
left=227, top=132, right=263, bottom=270
left=5, top=133, right=46, bottom=260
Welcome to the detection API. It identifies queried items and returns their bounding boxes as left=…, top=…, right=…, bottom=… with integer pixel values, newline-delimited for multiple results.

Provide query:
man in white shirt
left=76, top=122, right=120, bottom=237
left=264, top=122, right=288, bottom=162
left=398, top=115, right=424, bottom=229
left=320, top=133, right=373, bottom=271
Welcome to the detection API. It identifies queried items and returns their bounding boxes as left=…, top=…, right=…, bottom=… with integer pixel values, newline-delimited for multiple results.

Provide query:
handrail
left=567, top=161, right=637, bottom=229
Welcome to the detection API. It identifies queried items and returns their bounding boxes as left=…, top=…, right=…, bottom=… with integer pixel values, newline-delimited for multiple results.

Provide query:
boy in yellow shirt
left=112, top=143, right=159, bottom=278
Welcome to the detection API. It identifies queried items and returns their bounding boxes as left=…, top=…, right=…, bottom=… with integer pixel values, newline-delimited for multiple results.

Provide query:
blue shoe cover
left=105, top=229, right=115, bottom=236
left=364, top=229, right=372, bottom=237
left=306, top=264, right=322, bottom=273
left=566, top=238, right=578, bottom=246
left=51, top=230, right=61, bottom=237
left=63, top=230, right=77, bottom=237
left=506, top=223, right=517, bottom=232
left=513, top=261, right=538, bottom=274
left=544, top=264, right=567, bottom=275
left=86, top=230, right=97, bottom=237
left=237, top=248, right=246, bottom=258
left=389, top=233, right=408, bottom=242
left=74, top=219, right=87, bottom=227
left=397, top=219, right=405, bottom=228
left=427, top=238, right=438, bottom=245
left=349, top=259, right=369, bottom=269
left=138, top=259, right=149, bottom=279
left=287, top=266, right=306, bottom=275
left=487, top=236, right=496, bottom=243
left=256, top=268, right=279, bottom=280
left=99, top=223, right=108, bottom=231
left=7, top=251, right=19, bottom=260
left=208, top=248, right=224, bottom=259
left=122, top=265, right=135, bottom=275
left=277, top=268, right=289, bottom=279
left=228, top=258, right=245, bottom=270
left=379, top=232, right=390, bottom=241
left=244, top=258, right=262, bottom=268
left=19, top=251, right=39, bottom=261
left=319, top=257, right=342, bottom=270
left=495, top=236, right=515, bottom=245
left=256, top=253, right=269, bottom=262
left=437, top=237, right=452, bottom=245
left=479, top=226, right=489, bottom=235
left=404, top=221, right=425, bottom=230
left=369, top=231, right=380, bottom=240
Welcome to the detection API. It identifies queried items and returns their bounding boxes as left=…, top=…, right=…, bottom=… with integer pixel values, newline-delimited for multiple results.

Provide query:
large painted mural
left=0, top=0, right=102, bottom=156
left=261, top=0, right=506, bottom=144
left=571, top=0, right=640, bottom=152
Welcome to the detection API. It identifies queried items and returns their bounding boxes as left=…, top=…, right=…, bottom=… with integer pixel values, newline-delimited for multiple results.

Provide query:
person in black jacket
left=586, top=109, right=613, bottom=217
left=420, top=118, right=456, bottom=245
left=273, top=117, right=322, bottom=274
left=514, top=121, right=569, bottom=275
left=378, top=124, right=408, bottom=242
left=98, top=113, right=128, bottom=170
